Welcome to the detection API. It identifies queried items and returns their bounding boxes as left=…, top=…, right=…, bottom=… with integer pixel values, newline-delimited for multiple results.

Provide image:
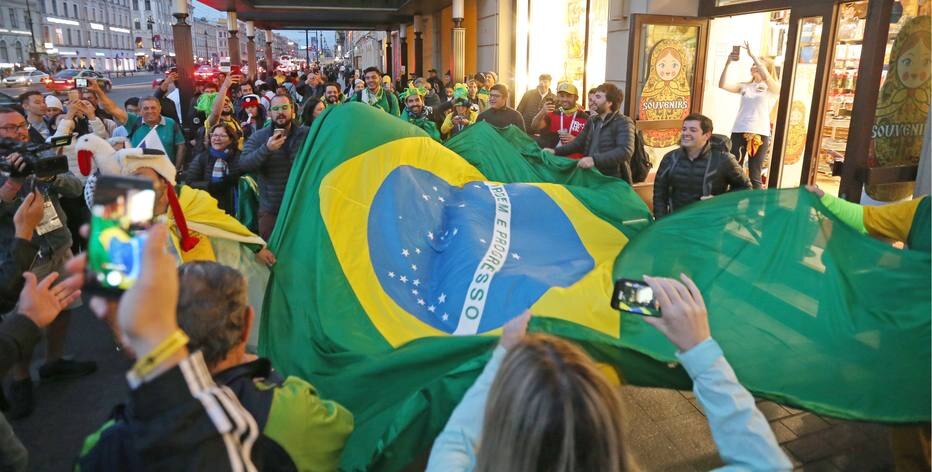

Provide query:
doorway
left=701, top=10, right=790, bottom=187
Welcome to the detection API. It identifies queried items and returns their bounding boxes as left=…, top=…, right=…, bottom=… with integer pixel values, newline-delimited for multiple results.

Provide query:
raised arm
left=87, top=78, right=127, bottom=125
left=745, top=41, right=780, bottom=94
left=718, top=49, right=742, bottom=94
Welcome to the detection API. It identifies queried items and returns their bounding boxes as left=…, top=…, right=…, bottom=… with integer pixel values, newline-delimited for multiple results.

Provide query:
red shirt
left=548, top=109, right=587, bottom=159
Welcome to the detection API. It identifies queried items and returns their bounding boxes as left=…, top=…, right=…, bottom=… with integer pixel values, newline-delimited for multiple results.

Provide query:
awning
left=196, top=0, right=450, bottom=30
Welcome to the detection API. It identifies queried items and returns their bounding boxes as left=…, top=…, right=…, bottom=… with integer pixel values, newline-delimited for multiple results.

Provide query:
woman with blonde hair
left=427, top=275, right=791, bottom=472
left=720, top=41, right=780, bottom=189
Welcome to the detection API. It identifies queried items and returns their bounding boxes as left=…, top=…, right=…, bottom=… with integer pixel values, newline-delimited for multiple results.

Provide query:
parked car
left=2, top=70, right=50, bottom=87
left=45, top=69, right=112, bottom=93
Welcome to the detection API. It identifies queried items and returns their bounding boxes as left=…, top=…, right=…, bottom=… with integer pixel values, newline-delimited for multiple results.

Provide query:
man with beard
left=349, top=67, right=400, bottom=116
left=238, top=94, right=310, bottom=239
left=323, top=82, right=343, bottom=107
left=533, top=82, right=587, bottom=157
left=400, top=87, right=440, bottom=142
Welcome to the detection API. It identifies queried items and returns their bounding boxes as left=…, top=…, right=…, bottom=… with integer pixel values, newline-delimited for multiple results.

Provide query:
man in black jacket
left=553, top=83, right=636, bottom=182
left=652, top=113, right=751, bottom=219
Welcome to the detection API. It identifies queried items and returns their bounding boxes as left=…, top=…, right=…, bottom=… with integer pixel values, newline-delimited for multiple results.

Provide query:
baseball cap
left=556, top=82, right=579, bottom=96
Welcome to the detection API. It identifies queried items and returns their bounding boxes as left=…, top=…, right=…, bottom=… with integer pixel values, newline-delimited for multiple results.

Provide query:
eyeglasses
left=0, top=123, right=28, bottom=132
left=210, top=133, right=231, bottom=139
left=269, top=104, right=291, bottom=112
left=489, top=93, right=504, bottom=99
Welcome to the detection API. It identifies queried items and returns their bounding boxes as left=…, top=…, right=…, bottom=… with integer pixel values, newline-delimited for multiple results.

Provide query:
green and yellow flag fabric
left=259, top=103, right=930, bottom=471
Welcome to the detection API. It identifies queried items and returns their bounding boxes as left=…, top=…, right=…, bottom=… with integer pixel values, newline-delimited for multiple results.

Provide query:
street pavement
left=2, top=71, right=160, bottom=110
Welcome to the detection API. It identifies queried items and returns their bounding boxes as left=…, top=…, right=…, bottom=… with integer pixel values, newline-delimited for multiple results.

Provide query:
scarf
left=743, top=133, right=764, bottom=157
left=209, top=147, right=231, bottom=183
left=361, top=87, right=384, bottom=107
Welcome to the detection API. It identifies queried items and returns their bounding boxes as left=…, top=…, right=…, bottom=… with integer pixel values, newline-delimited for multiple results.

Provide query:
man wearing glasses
left=238, top=95, right=310, bottom=240
left=0, top=107, right=96, bottom=419
left=476, top=84, right=526, bottom=132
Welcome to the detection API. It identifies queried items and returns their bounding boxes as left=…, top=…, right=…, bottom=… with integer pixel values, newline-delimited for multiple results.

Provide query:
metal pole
left=305, top=29, right=310, bottom=63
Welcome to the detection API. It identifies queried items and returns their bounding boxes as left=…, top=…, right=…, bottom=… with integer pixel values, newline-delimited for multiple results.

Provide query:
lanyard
left=559, top=110, right=577, bottom=131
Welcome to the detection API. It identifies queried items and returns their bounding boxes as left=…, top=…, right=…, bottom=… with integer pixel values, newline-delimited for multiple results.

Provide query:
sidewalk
left=623, top=386, right=893, bottom=471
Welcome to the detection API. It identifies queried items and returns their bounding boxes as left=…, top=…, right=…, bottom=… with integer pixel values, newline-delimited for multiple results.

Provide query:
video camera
left=0, top=135, right=72, bottom=179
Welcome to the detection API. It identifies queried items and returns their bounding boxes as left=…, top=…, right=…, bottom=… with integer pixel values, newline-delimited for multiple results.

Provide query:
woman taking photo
left=185, top=123, right=241, bottom=216
left=719, top=41, right=780, bottom=189
left=426, top=274, right=790, bottom=472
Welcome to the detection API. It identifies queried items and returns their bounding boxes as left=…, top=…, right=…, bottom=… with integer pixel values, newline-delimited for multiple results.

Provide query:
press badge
left=35, top=200, right=64, bottom=235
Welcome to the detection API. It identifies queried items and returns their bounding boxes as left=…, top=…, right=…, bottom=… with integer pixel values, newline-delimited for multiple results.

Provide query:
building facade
left=0, top=0, right=43, bottom=71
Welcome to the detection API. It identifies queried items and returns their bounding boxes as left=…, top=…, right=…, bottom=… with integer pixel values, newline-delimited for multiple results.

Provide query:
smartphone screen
left=732, top=45, right=741, bottom=55
left=610, top=278, right=661, bottom=317
left=86, top=176, right=155, bottom=295
left=75, top=78, right=88, bottom=88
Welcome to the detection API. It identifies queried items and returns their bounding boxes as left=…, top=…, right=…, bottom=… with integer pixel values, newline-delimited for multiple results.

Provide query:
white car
left=2, top=70, right=49, bottom=87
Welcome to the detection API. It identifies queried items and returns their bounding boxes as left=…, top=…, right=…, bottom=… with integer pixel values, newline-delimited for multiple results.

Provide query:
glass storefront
left=515, top=0, right=609, bottom=105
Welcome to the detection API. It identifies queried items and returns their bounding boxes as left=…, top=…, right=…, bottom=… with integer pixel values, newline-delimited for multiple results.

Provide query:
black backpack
left=630, top=128, right=652, bottom=183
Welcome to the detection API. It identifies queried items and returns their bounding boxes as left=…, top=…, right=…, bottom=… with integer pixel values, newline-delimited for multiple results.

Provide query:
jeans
left=730, top=132, right=771, bottom=189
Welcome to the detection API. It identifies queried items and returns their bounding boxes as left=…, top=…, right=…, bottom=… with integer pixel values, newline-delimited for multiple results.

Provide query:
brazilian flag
left=260, top=104, right=930, bottom=470
left=260, top=104, right=682, bottom=470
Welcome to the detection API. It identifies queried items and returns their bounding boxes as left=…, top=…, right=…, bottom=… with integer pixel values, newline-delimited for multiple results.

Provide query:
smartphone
left=273, top=128, right=285, bottom=138
left=610, top=278, right=661, bottom=317
left=75, top=77, right=88, bottom=88
left=731, top=45, right=741, bottom=57
left=230, top=64, right=241, bottom=75
left=86, top=176, right=156, bottom=296
left=219, top=60, right=231, bottom=73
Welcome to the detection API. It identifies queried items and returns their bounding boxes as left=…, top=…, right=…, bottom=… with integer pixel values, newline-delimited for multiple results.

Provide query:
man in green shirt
left=349, top=66, right=400, bottom=116
left=90, top=80, right=187, bottom=169
left=400, top=86, right=441, bottom=142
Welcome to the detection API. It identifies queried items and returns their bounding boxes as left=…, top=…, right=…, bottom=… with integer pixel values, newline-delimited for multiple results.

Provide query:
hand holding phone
left=729, top=45, right=741, bottom=61
left=642, top=274, right=711, bottom=352
left=86, top=176, right=156, bottom=296
left=67, top=89, right=81, bottom=104
left=75, top=77, right=88, bottom=88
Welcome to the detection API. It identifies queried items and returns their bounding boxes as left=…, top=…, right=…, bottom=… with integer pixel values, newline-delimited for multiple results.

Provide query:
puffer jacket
left=652, top=143, right=752, bottom=219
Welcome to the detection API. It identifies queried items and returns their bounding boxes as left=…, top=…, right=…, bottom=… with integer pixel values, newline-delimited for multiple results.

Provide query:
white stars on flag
left=438, top=293, right=447, bottom=304
left=402, top=248, right=410, bottom=257
left=388, top=271, right=396, bottom=278
left=479, top=238, right=487, bottom=244
left=422, top=194, right=430, bottom=201
left=432, top=186, right=438, bottom=191
left=415, top=248, right=422, bottom=254
left=438, top=196, right=445, bottom=203
left=399, top=275, right=408, bottom=283
left=411, top=264, right=418, bottom=271
left=411, top=289, right=419, bottom=295
left=442, top=313, right=449, bottom=321
left=427, top=231, right=434, bottom=240
left=472, top=184, right=482, bottom=189
left=413, top=279, right=421, bottom=287
left=417, top=298, right=426, bottom=306
left=428, top=305, right=436, bottom=313
left=511, top=253, right=521, bottom=261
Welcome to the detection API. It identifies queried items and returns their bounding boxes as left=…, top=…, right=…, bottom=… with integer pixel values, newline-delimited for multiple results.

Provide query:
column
left=171, top=0, right=195, bottom=134
left=264, top=29, right=274, bottom=79
left=246, top=21, right=257, bottom=82
left=384, top=30, right=393, bottom=78
left=452, top=0, right=465, bottom=83
left=227, top=12, right=240, bottom=65
left=399, top=23, right=408, bottom=80
left=413, top=15, right=424, bottom=78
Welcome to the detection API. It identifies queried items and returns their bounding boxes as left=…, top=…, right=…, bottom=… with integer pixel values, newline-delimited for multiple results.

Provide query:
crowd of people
left=0, top=53, right=925, bottom=471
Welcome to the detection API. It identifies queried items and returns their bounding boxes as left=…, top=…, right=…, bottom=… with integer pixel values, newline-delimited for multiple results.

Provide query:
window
left=76, top=30, right=81, bottom=45
left=62, top=2, right=67, bottom=17
left=9, top=8, right=18, bottom=29
left=83, top=6, right=87, bottom=19
left=134, top=20, right=140, bottom=29
left=0, top=41, right=7, bottom=62
left=52, top=0, right=57, bottom=15
left=55, top=27, right=63, bottom=44
left=13, top=42, right=23, bottom=62
left=66, top=28, right=71, bottom=45
left=144, top=0, right=150, bottom=11
left=133, top=0, right=139, bottom=11
left=73, top=4, right=77, bottom=17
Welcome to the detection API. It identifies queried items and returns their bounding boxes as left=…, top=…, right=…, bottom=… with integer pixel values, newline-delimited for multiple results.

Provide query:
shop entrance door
left=624, top=15, right=709, bottom=167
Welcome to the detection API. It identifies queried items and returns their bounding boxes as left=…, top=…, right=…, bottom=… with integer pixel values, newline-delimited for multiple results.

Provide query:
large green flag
left=614, top=188, right=931, bottom=422
left=260, top=104, right=930, bottom=471
left=259, top=104, right=681, bottom=471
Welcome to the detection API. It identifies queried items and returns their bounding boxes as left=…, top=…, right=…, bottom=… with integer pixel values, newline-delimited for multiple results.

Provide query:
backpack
left=630, top=127, right=652, bottom=183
